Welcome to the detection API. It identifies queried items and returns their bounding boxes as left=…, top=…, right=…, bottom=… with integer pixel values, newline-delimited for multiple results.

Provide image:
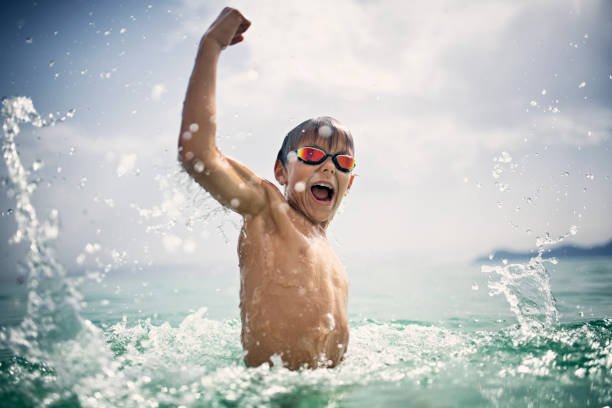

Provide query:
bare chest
left=238, top=218, right=348, bottom=300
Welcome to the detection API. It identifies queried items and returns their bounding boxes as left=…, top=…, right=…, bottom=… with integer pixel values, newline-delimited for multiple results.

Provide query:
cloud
left=2, top=0, right=610, bottom=277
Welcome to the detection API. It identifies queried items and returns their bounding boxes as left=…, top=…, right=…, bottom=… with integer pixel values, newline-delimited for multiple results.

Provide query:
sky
left=1, top=0, right=611, bottom=282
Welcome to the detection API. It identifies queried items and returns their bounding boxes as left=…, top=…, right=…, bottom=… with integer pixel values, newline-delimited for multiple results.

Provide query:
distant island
left=475, top=239, right=612, bottom=263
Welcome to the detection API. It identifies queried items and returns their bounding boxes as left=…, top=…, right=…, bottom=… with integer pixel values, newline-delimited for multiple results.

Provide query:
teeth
left=314, top=183, right=333, bottom=191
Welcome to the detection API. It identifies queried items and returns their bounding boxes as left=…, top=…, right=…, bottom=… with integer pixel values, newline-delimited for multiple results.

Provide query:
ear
left=274, top=160, right=288, bottom=185
left=345, top=174, right=355, bottom=195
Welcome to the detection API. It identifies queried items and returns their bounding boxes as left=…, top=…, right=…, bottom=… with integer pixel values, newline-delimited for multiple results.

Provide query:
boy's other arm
left=179, top=8, right=265, bottom=216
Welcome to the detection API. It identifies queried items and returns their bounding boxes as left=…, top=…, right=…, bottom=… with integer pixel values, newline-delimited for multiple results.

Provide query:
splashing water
left=482, top=254, right=559, bottom=337
left=0, top=98, right=111, bottom=405
left=1, top=97, right=611, bottom=407
left=1, top=97, right=83, bottom=352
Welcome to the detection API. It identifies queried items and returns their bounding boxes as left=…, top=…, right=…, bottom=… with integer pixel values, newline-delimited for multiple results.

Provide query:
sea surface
left=1, top=97, right=611, bottom=407
left=1, top=256, right=612, bottom=407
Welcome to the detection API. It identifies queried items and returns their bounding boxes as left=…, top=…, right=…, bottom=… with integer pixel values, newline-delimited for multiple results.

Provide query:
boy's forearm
left=179, top=36, right=223, bottom=162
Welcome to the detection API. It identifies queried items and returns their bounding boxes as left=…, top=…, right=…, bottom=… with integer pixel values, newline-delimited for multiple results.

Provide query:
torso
left=238, top=180, right=349, bottom=369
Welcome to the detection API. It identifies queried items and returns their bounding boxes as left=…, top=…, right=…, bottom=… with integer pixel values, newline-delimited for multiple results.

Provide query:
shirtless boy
left=178, top=7, right=356, bottom=370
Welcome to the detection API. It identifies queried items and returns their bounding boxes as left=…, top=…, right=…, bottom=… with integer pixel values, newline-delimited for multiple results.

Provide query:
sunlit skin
left=178, top=8, right=355, bottom=369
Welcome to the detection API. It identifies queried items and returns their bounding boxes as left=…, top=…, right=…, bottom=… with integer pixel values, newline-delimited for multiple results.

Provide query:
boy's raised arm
left=179, top=8, right=266, bottom=216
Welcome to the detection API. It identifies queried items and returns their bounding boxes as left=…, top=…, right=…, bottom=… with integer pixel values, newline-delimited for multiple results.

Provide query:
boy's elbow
left=178, top=140, right=221, bottom=175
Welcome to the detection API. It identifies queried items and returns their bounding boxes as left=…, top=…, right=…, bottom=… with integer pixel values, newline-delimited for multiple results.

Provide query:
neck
left=287, top=200, right=330, bottom=235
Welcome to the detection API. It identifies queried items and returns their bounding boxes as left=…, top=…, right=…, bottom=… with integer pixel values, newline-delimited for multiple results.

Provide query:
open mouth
left=310, top=183, right=335, bottom=205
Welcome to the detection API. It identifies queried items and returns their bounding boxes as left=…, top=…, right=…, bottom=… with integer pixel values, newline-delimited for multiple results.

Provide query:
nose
left=320, top=156, right=336, bottom=173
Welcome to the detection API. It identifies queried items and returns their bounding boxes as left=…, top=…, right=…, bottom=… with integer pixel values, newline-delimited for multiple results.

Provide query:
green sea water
left=1, top=97, right=611, bottom=407
left=1, top=258, right=611, bottom=407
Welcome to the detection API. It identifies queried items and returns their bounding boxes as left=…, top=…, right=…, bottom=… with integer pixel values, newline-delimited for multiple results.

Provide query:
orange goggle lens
left=295, top=147, right=355, bottom=173
left=298, top=146, right=326, bottom=162
left=335, top=154, right=355, bottom=171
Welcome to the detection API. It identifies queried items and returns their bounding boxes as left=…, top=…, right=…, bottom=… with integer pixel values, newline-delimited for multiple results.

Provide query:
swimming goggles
left=295, top=146, right=356, bottom=173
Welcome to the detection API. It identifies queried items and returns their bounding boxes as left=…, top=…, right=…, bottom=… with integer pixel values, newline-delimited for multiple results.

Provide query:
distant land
left=475, top=239, right=612, bottom=263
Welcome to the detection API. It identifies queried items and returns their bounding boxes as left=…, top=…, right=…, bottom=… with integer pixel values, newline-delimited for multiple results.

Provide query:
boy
left=178, top=7, right=356, bottom=370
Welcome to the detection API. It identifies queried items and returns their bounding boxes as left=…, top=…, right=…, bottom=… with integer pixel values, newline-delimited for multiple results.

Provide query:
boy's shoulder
left=258, top=178, right=284, bottom=202
left=252, top=178, right=306, bottom=227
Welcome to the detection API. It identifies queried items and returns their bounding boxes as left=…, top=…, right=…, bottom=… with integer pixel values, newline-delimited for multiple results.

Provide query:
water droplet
left=578, top=81, right=586, bottom=88
left=49, top=60, right=55, bottom=67
left=104, top=30, right=111, bottom=36
left=496, top=151, right=512, bottom=163
left=463, top=177, right=469, bottom=183
left=502, top=259, right=508, bottom=265
left=182, top=131, right=192, bottom=141
left=193, top=160, right=204, bottom=173
left=498, top=183, right=510, bottom=192
left=294, top=181, right=306, bottom=192
left=120, top=28, right=127, bottom=34
left=79, top=177, right=87, bottom=188
left=541, top=89, right=547, bottom=95
left=562, top=171, right=569, bottom=177
left=488, top=253, right=495, bottom=260
left=69, top=146, right=76, bottom=156
left=585, top=172, right=594, bottom=180
left=496, top=201, right=503, bottom=208
left=185, top=151, right=194, bottom=161
left=530, top=100, right=538, bottom=107
left=569, top=225, right=578, bottom=235
left=471, top=282, right=479, bottom=291
left=287, top=151, right=298, bottom=164
left=189, top=123, right=199, bottom=132
left=25, top=37, right=33, bottom=44
left=230, top=198, right=240, bottom=208
left=318, top=125, right=332, bottom=138
left=32, top=160, right=43, bottom=171
left=526, top=229, right=532, bottom=235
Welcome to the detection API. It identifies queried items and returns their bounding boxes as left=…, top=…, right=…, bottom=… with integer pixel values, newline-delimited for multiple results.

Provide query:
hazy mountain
left=475, top=239, right=612, bottom=263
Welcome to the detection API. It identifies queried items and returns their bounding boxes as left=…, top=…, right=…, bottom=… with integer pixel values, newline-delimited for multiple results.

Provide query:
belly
left=240, top=285, right=348, bottom=369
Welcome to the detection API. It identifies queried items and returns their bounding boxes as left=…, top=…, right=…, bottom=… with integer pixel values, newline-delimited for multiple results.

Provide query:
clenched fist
left=204, top=7, right=251, bottom=49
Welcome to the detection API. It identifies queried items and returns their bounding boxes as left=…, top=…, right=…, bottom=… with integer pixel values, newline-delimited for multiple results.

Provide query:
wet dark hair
left=276, top=116, right=354, bottom=167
